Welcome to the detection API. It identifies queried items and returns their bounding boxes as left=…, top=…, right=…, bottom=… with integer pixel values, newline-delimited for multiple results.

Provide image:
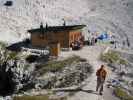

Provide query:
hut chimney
left=40, top=22, right=44, bottom=34
left=40, top=22, right=43, bottom=29
left=63, top=21, right=66, bottom=26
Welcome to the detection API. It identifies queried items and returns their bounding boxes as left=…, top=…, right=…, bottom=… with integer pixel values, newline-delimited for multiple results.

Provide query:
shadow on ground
left=6, top=39, right=30, bottom=52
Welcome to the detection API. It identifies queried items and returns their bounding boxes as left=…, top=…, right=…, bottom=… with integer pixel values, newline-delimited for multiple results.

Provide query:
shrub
left=13, top=95, right=68, bottom=100
left=8, top=51, right=19, bottom=60
left=114, top=87, right=133, bottom=100
left=37, top=56, right=82, bottom=75
left=0, top=41, right=7, bottom=49
left=61, top=55, right=81, bottom=65
left=100, top=50, right=127, bottom=65
left=26, top=55, right=39, bottom=63
left=119, top=58, right=128, bottom=65
left=100, top=50, right=120, bottom=63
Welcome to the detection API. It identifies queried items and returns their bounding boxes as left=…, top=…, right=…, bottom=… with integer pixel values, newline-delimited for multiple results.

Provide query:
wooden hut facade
left=28, top=24, right=86, bottom=56
left=28, top=24, right=86, bottom=48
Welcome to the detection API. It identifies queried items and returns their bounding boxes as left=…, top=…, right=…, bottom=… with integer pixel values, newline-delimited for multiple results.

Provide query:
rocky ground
left=34, top=61, right=93, bottom=89
left=110, top=49, right=133, bottom=96
left=0, top=43, right=133, bottom=100
left=0, top=43, right=94, bottom=100
left=58, top=45, right=120, bottom=100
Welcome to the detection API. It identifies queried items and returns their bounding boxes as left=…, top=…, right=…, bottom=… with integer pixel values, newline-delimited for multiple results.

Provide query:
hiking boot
left=99, top=92, right=103, bottom=95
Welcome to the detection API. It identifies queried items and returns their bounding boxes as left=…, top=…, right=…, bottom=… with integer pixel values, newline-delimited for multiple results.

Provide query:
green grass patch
left=100, top=50, right=120, bottom=63
left=37, top=56, right=82, bottom=75
left=14, top=95, right=67, bottom=100
left=114, top=87, right=133, bottom=100
left=8, top=51, right=19, bottom=60
left=100, top=50, right=127, bottom=65
left=13, top=95, right=49, bottom=100
left=0, top=49, right=19, bottom=64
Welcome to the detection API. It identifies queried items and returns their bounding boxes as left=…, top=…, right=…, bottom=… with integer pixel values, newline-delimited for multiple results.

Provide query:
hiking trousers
left=96, top=77, right=105, bottom=93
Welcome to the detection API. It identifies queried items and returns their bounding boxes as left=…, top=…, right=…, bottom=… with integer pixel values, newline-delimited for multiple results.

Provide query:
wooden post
left=49, top=42, right=60, bottom=57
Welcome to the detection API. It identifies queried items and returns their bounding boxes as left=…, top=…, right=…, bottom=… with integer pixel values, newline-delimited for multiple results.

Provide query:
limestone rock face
left=0, top=0, right=133, bottom=48
left=0, top=48, right=35, bottom=96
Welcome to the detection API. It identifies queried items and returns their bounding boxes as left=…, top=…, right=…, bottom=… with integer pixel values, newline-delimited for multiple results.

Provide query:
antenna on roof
left=62, top=18, right=66, bottom=26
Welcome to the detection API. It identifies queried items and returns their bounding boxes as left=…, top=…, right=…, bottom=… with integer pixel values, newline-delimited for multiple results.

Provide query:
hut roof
left=28, top=25, right=86, bottom=34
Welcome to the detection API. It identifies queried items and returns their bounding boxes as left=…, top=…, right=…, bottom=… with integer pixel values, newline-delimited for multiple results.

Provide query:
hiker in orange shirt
left=96, top=65, right=107, bottom=95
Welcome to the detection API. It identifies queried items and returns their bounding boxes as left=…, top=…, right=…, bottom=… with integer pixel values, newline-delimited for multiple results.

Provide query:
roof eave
left=28, top=25, right=86, bottom=34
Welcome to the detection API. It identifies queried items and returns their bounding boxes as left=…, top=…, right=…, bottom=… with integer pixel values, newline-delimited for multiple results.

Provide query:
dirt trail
left=59, top=45, right=120, bottom=100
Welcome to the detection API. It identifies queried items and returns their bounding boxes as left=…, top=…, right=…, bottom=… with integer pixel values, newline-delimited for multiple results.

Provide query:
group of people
left=70, top=34, right=105, bottom=50
left=70, top=40, right=83, bottom=50
left=70, top=36, right=84, bottom=50
left=88, top=36, right=98, bottom=46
